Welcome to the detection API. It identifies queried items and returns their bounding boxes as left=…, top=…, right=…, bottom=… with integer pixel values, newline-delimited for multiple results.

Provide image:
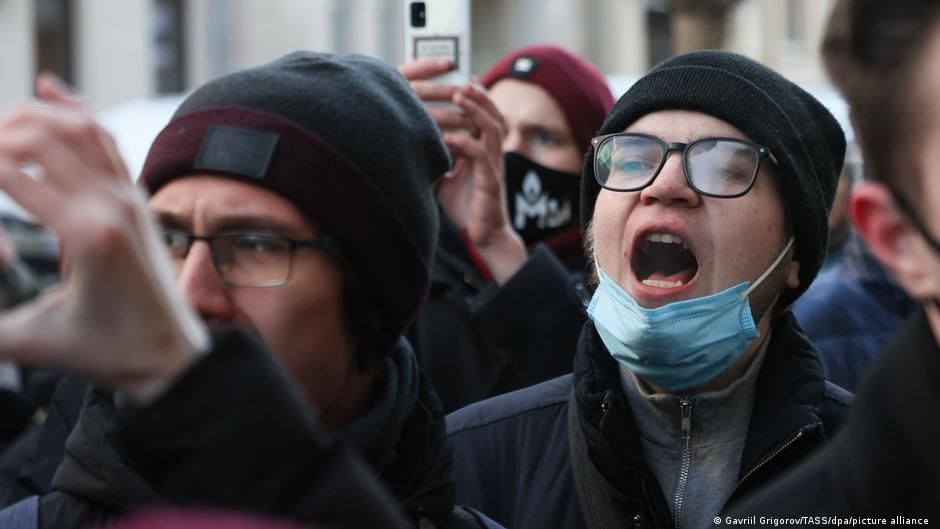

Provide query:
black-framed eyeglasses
left=160, top=229, right=334, bottom=287
left=591, top=132, right=778, bottom=198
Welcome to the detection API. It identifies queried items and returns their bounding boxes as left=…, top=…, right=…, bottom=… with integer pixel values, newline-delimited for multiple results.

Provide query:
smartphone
left=403, top=0, right=471, bottom=86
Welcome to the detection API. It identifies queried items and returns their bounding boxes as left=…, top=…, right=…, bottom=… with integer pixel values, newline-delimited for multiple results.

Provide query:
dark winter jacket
left=409, top=215, right=588, bottom=413
left=726, top=308, right=940, bottom=522
left=793, top=233, right=915, bottom=391
left=0, top=375, right=87, bottom=508
left=447, top=312, right=853, bottom=529
left=35, top=328, right=492, bottom=529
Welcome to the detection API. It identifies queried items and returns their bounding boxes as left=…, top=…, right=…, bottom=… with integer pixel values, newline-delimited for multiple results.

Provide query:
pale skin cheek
left=591, top=197, right=633, bottom=280
left=266, top=299, right=352, bottom=407
left=704, top=204, right=782, bottom=286
left=233, top=274, right=352, bottom=396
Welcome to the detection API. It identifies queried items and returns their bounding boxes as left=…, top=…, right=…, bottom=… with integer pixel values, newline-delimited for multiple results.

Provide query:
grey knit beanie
left=581, top=50, right=846, bottom=307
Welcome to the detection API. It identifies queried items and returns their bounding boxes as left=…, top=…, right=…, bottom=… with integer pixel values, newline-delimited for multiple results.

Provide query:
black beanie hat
left=140, top=51, right=450, bottom=358
left=580, top=50, right=846, bottom=307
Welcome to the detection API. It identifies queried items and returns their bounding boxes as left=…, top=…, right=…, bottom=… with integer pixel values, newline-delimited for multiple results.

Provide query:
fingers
left=426, top=105, right=471, bottom=130
left=410, top=80, right=459, bottom=102
left=34, top=75, right=131, bottom=181
left=442, top=131, right=483, bottom=160
left=460, top=82, right=506, bottom=132
left=398, top=57, right=453, bottom=81
left=93, top=124, right=132, bottom=183
left=35, top=72, right=82, bottom=108
left=0, top=104, right=130, bottom=187
left=445, top=157, right=468, bottom=180
left=0, top=158, right=69, bottom=229
left=405, top=78, right=471, bottom=131
left=452, top=84, right=506, bottom=156
left=443, top=132, right=503, bottom=198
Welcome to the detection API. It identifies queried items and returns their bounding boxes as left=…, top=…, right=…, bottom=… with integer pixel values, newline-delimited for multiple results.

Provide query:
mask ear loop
left=743, top=236, right=795, bottom=298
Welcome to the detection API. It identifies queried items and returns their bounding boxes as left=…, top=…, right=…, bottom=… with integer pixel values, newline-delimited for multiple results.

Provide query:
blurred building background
left=2, top=0, right=837, bottom=113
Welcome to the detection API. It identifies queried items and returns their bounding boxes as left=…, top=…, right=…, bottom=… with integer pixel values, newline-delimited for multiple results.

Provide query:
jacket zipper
left=639, top=476, right=655, bottom=527
left=673, top=398, right=693, bottom=529
left=733, top=430, right=804, bottom=492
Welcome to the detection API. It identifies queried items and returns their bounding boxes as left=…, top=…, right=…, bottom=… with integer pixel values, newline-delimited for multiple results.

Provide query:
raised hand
left=443, top=83, right=527, bottom=284
left=0, top=74, right=208, bottom=400
left=399, top=59, right=527, bottom=284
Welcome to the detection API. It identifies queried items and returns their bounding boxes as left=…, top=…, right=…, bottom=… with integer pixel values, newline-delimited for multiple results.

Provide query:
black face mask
left=890, top=187, right=940, bottom=311
left=504, top=152, right=581, bottom=246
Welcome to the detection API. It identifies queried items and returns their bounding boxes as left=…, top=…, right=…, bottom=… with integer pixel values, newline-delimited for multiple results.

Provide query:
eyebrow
left=153, top=211, right=308, bottom=236
left=518, top=122, right=572, bottom=140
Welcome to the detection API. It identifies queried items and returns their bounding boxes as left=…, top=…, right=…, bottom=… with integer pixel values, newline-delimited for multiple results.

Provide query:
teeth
left=641, top=279, right=685, bottom=289
left=647, top=232, right=686, bottom=247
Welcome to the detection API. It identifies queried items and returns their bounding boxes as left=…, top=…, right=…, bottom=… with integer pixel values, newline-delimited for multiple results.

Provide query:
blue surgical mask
left=587, top=237, right=794, bottom=392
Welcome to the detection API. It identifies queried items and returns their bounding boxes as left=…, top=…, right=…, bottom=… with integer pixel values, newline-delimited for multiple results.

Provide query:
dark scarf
left=336, top=338, right=455, bottom=525
left=52, top=339, right=455, bottom=527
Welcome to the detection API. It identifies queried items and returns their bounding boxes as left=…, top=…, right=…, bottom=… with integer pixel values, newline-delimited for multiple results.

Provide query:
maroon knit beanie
left=481, top=44, right=614, bottom=153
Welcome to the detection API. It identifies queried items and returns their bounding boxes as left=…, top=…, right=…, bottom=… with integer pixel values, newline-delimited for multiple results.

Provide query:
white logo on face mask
left=514, top=170, right=572, bottom=230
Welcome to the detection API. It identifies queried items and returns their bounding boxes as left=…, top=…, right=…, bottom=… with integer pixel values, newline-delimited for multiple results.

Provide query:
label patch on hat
left=194, top=125, right=279, bottom=180
left=510, top=56, right=539, bottom=78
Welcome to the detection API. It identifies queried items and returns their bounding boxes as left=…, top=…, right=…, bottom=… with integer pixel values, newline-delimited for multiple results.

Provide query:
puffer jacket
left=793, top=233, right=915, bottom=391
left=447, top=312, right=852, bottom=529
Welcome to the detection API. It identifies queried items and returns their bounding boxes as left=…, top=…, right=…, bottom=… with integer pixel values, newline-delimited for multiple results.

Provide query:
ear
left=850, top=181, right=932, bottom=298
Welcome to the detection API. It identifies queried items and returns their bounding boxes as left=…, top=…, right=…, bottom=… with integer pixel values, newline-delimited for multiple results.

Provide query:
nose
left=176, top=241, right=236, bottom=322
left=638, top=153, right=701, bottom=208
left=501, top=128, right=529, bottom=158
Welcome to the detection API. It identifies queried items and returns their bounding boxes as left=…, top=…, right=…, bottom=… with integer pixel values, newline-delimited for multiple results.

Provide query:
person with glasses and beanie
left=727, top=0, right=940, bottom=521
left=399, top=46, right=613, bottom=412
left=0, top=52, right=500, bottom=529
left=445, top=50, right=852, bottom=529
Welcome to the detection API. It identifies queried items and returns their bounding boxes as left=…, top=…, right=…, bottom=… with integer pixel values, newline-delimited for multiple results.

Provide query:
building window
left=647, top=0, right=672, bottom=68
left=154, top=0, right=186, bottom=94
left=34, top=0, right=74, bottom=84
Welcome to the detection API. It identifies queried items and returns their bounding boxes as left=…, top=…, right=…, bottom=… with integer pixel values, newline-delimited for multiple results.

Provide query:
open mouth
left=632, top=232, right=699, bottom=289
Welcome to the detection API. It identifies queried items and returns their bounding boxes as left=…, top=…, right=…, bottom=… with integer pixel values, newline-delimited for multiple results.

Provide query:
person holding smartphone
left=400, top=45, right=614, bottom=412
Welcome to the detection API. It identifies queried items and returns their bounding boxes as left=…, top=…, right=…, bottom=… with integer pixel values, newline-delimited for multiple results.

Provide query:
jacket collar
left=739, top=312, right=828, bottom=474
left=573, top=311, right=830, bottom=516
left=335, top=338, right=456, bottom=526
left=51, top=386, right=161, bottom=508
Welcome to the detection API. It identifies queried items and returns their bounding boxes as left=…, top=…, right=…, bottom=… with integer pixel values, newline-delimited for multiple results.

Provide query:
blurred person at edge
left=399, top=45, right=614, bottom=412
left=445, top=50, right=851, bottom=529
left=791, top=162, right=916, bottom=392
left=727, top=0, right=940, bottom=520
left=0, top=52, right=501, bottom=529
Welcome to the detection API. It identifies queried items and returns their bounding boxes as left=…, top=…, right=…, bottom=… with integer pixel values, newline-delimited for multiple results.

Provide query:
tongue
left=648, top=268, right=696, bottom=284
